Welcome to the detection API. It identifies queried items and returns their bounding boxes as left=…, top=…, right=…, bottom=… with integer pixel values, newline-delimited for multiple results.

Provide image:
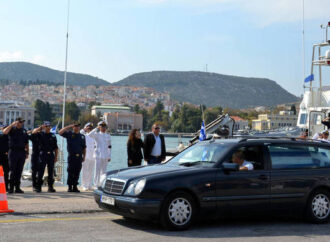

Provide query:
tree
left=88, top=101, right=101, bottom=111
left=78, top=111, right=100, bottom=127
left=133, top=104, right=140, bottom=113
left=34, top=99, right=55, bottom=125
left=66, top=102, right=81, bottom=122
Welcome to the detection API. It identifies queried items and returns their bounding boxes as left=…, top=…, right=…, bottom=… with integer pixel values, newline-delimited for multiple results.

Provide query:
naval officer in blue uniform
left=28, top=128, right=41, bottom=191
left=59, top=122, right=86, bottom=192
left=2, top=117, right=29, bottom=193
left=32, top=121, right=58, bottom=193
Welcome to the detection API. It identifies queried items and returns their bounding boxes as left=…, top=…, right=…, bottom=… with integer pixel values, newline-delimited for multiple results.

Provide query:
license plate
left=101, top=195, right=115, bottom=206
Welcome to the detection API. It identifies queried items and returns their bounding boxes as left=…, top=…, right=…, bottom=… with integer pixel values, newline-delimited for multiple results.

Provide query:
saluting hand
left=11, top=121, right=18, bottom=127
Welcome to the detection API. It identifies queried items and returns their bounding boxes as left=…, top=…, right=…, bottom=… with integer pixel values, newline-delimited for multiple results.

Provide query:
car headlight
left=124, top=178, right=146, bottom=196
left=100, top=174, right=107, bottom=189
left=134, top=179, right=146, bottom=195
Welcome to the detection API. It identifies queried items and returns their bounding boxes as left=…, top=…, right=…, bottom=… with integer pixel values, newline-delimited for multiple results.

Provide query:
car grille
left=103, top=179, right=125, bottom=195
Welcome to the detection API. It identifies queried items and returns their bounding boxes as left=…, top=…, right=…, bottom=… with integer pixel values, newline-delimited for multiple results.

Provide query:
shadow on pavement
left=7, top=191, right=94, bottom=200
left=111, top=217, right=330, bottom=239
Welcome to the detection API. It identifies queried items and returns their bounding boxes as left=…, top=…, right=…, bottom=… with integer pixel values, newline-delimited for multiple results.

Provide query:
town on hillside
left=0, top=82, right=300, bottom=133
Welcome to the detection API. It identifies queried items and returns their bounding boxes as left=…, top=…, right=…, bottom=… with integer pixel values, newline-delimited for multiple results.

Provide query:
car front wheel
left=306, top=189, right=330, bottom=223
left=160, top=191, right=196, bottom=231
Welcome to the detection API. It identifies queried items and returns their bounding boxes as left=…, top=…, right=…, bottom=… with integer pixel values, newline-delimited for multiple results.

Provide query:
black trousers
left=0, top=152, right=9, bottom=189
left=8, top=150, right=26, bottom=187
left=67, top=155, right=83, bottom=186
left=31, top=152, right=39, bottom=187
left=37, top=152, right=55, bottom=187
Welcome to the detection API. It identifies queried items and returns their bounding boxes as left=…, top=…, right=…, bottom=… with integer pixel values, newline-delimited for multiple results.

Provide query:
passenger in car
left=232, top=150, right=254, bottom=171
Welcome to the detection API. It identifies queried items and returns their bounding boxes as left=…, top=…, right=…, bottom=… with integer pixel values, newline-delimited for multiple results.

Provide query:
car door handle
left=258, top=175, right=268, bottom=180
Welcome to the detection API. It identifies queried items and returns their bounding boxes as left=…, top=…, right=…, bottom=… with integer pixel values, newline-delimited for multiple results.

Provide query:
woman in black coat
left=127, top=129, right=144, bottom=167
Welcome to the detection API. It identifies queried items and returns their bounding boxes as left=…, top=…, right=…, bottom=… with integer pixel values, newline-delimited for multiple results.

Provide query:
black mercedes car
left=94, top=138, right=330, bottom=230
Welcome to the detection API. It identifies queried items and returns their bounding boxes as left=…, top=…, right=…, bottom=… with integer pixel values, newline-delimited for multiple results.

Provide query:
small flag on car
left=50, top=126, right=57, bottom=134
left=199, top=121, right=206, bottom=141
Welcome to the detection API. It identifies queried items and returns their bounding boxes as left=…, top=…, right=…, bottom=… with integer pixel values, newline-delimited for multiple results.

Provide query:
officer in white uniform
left=80, top=122, right=95, bottom=191
left=87, top=121, right=111, bottom=187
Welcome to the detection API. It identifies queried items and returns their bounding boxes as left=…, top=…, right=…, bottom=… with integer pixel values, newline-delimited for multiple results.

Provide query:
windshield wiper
left=179, top=161, right=215, bottom=166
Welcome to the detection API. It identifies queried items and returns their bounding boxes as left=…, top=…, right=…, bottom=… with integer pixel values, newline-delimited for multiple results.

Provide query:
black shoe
left=15, top=187, right=24, bottom=193
left=48, top=187, right=56, bottom=193
left=72, top=186, right=80, bottom=193
left=8, top=188, right=14, bottom=194
left=35, top=187, right=42, bottom=193
left=68, top=186, right=73, bottom=192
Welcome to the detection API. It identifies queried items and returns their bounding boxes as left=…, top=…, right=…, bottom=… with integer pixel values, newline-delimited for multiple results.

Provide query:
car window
left=228, top=145, right=265, bottom=171
left=167, top=143, right=229, bottom=166
left=268, top=144, right=330, bottom=170
left=309, top=146, right=330, bottom=168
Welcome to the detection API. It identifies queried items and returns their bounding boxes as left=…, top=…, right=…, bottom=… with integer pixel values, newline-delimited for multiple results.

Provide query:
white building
left=252, top=111, right=297, bottom=131
left=0, top=102, right=35, bottom=129
left=91, top=104, right=131, bottom=116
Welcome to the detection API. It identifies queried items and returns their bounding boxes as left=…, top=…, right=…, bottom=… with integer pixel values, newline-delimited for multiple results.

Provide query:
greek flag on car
left=199, top=121, right=206, bottom=141
left=50, top=126, right=57, bottom=134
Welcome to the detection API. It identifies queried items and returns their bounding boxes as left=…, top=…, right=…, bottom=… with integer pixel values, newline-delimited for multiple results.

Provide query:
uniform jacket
left=8, top=127, right=28, bottom=151
left=143, top=133, right=166, bottom=161
left=80, top=129, right=95, bottom=160
left=87, top=128, right=111, bottom=160
left=61, top=131, right=86, bottom=155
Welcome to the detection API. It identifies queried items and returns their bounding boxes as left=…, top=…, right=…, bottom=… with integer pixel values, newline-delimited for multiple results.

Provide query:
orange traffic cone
left=0, top=166, right=14, bottom=213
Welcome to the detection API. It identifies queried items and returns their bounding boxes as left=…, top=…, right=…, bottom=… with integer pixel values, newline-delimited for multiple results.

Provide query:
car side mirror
left=222, top=162, right=239, bottom=172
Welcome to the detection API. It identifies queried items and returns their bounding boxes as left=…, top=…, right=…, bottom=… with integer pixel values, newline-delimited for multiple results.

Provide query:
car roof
left=199, top=137, right=330, bottom=148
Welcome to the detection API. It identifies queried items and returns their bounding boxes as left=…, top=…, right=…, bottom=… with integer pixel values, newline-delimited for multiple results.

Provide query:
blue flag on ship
left=199, top=121, right=206, bottom=141
left=50, top=126, right=57, bottom=134
left=304, top=74, right=314, bottom=83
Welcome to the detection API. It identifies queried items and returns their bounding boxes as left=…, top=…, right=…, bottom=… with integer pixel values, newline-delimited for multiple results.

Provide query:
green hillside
left=114, top=71, right=299, bottom=108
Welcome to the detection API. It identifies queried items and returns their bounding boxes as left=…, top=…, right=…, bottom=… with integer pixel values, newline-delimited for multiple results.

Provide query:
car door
left=215, top=144, right=271, bottom=216
left=267, top=143, right=322, bottom=214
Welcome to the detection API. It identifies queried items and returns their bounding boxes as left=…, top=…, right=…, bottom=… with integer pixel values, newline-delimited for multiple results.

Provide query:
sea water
left=56, top=135, right=191, bottom=184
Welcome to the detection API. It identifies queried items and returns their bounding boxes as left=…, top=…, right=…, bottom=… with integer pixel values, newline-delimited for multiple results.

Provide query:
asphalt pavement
left=1, top=212, right=330, bottom=242
left=1, top=186, right=330, bottom=242
left=6, top=185, right=102, bottom=214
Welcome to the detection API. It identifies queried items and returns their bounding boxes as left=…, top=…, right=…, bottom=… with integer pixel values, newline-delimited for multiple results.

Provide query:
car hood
left=108, top=164, right=192, bottom=181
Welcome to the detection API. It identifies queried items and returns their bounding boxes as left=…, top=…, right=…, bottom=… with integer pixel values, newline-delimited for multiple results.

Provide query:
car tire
left=160, top=191, right=196, bottom=231
left=306, top=189, right=330, bottom=223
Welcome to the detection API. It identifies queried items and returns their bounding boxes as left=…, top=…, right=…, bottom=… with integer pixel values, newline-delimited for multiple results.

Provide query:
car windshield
left=166, top=142, right=230, bottom=166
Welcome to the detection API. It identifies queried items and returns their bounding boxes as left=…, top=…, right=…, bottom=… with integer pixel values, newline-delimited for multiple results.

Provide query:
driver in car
left=232, top=150, right=254, bottom=171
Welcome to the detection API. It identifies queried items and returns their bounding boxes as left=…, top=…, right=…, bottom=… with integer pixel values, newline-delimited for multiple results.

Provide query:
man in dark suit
left=143, top=123, right=166, bottom=165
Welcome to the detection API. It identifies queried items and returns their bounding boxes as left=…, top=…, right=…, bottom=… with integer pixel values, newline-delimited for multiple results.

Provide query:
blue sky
left=0, top=0, right=329, bottom=96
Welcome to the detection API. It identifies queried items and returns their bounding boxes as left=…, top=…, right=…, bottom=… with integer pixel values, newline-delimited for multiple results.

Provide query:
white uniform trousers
left=81, top=158, right=95, bottom=190
left=94, top=158, right=108, bottom=187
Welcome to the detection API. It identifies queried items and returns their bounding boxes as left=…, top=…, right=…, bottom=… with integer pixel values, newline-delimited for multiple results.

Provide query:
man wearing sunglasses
left=143, top=123, right=166, bottom=165
left=59, top=122, right=86, bottom=192
left=32, top=121, right=58, bottom=192
left=87, top=121, right=111, bottom=187
left=3, top=117, right=29, bottom=193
